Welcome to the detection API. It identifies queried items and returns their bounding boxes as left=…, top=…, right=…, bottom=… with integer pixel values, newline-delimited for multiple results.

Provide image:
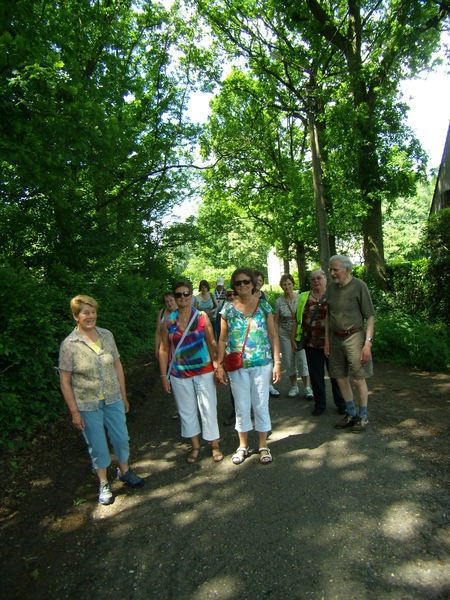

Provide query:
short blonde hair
left=70, top=295, right=98, bottom=316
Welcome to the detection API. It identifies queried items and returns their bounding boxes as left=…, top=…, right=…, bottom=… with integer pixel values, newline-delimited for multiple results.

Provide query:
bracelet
left=274, top=360, right=281, bottom=364
left=160, top=374, right=167, bottom=378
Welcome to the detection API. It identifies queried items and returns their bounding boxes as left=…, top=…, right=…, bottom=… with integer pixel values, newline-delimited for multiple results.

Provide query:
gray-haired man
left=325, top=255, right=374, bottom=433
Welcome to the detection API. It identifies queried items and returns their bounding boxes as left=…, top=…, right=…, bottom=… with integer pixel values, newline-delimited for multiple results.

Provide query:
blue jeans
left=305, top=346, right=345, bottom=411
left=81, top=400, right=130, bottom=470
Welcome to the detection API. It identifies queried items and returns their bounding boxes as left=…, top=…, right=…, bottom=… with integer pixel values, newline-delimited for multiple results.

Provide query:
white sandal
left=259, top=447, right=273, bottom=464
left=232, top=446, right=249, bottom=464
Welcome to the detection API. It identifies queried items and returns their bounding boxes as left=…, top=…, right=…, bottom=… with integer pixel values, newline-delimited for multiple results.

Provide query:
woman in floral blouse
left=217, top=268, right=281, bottom=465
left=59, top=295, right=144, bottom=506
left=274, top=274, right=313, bottom=400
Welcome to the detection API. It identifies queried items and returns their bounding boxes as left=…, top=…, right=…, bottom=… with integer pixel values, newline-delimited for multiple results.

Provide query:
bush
left=373, top=313, right=450, bottom=371
left=0, top=267, right=63, bottom=448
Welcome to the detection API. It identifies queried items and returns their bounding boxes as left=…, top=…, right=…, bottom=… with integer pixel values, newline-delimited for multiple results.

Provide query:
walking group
left=58, top=255, right=374, bottom=505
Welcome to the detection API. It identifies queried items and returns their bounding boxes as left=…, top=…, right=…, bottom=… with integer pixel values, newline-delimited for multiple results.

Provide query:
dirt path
left=2, top=355, right=450, bottom=600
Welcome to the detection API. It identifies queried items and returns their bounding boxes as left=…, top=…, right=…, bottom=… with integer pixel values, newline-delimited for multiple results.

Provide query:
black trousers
left=305, top=346, right=345, bottom=411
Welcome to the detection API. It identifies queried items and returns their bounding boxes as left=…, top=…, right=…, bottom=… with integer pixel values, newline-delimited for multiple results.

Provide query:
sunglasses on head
left=234, top=279, right=252, bottom=286
left=174, top=291, right=191, bottom=298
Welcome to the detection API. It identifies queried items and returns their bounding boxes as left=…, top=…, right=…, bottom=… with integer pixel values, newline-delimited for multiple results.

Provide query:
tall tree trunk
left=295, top=240, right=307, bottom=290
left=346, top=42, right=388, bottom=291
left=315, top=93, right=337, bottom=259
left=362, top=199, right=386, bottom=290
left=283, top=258, right=290, bottom=274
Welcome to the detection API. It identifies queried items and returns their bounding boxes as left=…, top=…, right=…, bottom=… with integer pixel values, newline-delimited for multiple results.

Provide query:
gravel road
left=2, top=356, right=450, bottom=599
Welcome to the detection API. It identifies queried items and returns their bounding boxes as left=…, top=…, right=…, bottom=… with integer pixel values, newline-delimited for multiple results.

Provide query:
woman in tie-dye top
left=159, top=280, right=223, bottom=464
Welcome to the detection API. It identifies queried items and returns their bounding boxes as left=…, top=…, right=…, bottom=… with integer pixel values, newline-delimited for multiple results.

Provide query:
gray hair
left=310, top=268, right=326, bottom=279
left=329, top=255, right=353, bottom=270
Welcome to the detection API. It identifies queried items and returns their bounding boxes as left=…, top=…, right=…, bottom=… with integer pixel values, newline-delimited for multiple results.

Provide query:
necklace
left=311, top=292, right=322, bottom=301
left=178, top=309, right=190, bottom=322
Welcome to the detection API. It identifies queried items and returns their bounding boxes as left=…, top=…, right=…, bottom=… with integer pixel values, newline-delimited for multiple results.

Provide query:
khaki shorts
left=328, top=329, right=373, bottom=380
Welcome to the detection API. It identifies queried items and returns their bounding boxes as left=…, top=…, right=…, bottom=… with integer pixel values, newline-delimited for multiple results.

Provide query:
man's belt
left=333, top=327, right=363, bottom=337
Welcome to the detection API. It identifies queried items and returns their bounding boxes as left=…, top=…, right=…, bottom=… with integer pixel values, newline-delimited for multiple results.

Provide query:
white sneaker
left=305, top=386, right=314, bottom=400
left=269, top=385, right=280, bottom=397
left=288, top=386, right=299, bottom=397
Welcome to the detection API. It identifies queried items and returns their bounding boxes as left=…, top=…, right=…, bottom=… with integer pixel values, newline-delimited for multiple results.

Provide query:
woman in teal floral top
left=216, top=268, right=281, bottom=465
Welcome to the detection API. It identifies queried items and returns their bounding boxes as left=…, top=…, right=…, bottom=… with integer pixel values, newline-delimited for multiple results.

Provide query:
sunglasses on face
left=174, top=291, right=191, bottom=298
left=226, top=292, right=237, bottom=297
left=234, top=279, right=252, bottom=286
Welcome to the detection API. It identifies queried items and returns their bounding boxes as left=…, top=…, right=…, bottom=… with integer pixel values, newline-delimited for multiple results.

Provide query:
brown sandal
left=187, top=447, right=201, bottom=464
left=211, top=446, right=224, bottom=462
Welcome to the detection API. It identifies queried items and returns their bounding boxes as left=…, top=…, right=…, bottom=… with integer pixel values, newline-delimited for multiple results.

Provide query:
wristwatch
left=366, top=337, right=373, bottom=342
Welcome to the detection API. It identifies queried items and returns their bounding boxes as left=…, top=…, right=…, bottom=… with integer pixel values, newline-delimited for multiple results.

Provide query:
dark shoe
left=117, top=467, right=145, bottom=488
left=352, top=416, right=370, bottom=433
left=337, top=406, right=347, bottom=415
left=335, top=413, right=357, bottom=429
left=186, top=447, right=201, bottom=464
left=311, top=407, right=325, bottom=416
left=98, top=482, right=114, bottom=505
left=223, top=413, right=235, bottom=426
left=211, top=446, right=224, bottom=462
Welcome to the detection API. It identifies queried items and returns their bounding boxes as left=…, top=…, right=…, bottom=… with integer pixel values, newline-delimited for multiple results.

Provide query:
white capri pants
left=170, top=371, right=220, bottom=441
left=228, top=363, right=272, bottom=433
left=279, top=330, right=309, bottom=377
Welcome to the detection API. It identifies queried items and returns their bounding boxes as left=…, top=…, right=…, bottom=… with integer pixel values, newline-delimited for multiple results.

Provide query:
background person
left=253, top=270, right=279, bottom=396
left=217, top=268, right=281, bottom=465
left=325, top=255, right=375, bottom=433
left=154, top=292, right=177, bottom=358
left=253, top=270, right=268, bottom=301
left=154, top=291, right=179, bottom=420
left=215, top=286, right=239, bottom=426
left=274, top=274, right=313, bottom=399
left=59, top=295, right=144, bottom=506
left=291, top=269, right=346, bottom=416
left=194, top=279, right=218, bottom=323
left=213, top=276, right=227, bottom=303
left=159, top=280, right=223, bottom=463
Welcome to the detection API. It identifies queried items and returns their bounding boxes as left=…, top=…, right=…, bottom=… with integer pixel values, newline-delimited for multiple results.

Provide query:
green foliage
left=382, top=182, right=432, bottom=262
left=263, top=286, right=282, bottom=309
left=354, top=248, right=450, bottom=371
left=373, top=314, right=450, bottom=372
left=199, top=70, right=317, bottom=270
left=421, top=208, right=450, bottom=323
left=1, top=0, right=208, bottom=276
left=0, top=267, right=62, bottom=449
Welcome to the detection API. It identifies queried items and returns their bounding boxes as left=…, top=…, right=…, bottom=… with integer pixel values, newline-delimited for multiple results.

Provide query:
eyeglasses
left=174, top=291, right=191, bottom=298
left=226, top=292, right=237, bottom=297
left=234, top=279, right=252, bottom=286
left=311, top=277, right=324, bottom=281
